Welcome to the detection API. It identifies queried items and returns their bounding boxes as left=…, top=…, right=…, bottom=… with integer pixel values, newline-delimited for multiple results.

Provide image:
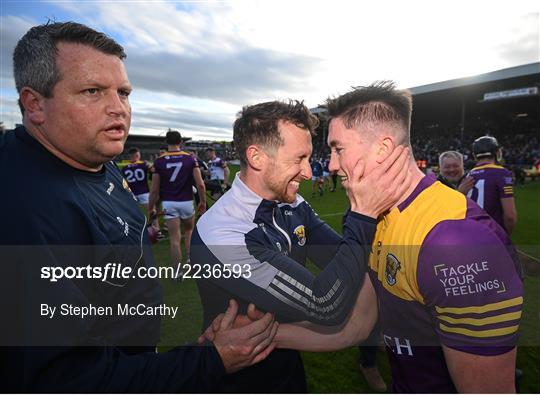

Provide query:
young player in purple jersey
left=467, top=136, right=518, bottom=235
left=123, top=147, right=151, bottom=198
left=122, top=147, right=161, bottom=234
left=149, top=131, right=206, bottom=275
left=257, top=83, right=522, bottom=393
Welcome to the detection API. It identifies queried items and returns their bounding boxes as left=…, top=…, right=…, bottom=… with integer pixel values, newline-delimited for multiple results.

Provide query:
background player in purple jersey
left=467, top=136, right=518, bottom=235
left=122, top=147, right=161, bottom=233
left=149, top=131, right=206, bottom=275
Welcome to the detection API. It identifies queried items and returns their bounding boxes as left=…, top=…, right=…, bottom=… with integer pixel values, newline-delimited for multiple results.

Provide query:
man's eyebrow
left=328, top=139, right=338, bottom=147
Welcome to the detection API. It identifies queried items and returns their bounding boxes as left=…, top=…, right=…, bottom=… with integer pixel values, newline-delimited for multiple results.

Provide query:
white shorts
left=312, top=176, right=322, bottom=181
left=323, top=171, right=330, bottom=177
left=135, top=193, right=149, bottom=205
left=162, top=200, right=195, bottom=220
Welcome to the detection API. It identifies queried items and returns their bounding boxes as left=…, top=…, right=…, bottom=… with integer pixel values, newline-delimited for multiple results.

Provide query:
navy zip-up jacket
left=0, top=127, right=225, bottom=392
left=192, top=173, right=376, bottom=392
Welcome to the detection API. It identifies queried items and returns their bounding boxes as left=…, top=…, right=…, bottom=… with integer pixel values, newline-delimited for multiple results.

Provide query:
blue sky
left=1, top=0, right=538, bottom=140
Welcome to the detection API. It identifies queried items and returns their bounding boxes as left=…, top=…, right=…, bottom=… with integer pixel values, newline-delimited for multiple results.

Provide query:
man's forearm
left=503, top=215, right=517, bottom=235
left=148, top=191, right=159, bottom=213
left=196, top=182, right=206, bottom=205
left=275, top=274, right=377, bottom=351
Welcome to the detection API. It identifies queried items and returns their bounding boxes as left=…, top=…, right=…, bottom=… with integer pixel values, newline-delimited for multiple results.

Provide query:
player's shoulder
left=500, top=166, right=513, bottom=177
left=197, top=195, right=257, bottom=245
left=277, top=194, right=313, bottom=217
left=428, top=187, right=509, bottom=242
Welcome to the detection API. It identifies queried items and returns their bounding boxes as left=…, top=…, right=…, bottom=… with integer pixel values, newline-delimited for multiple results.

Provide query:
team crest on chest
left=293, top=225, right=306, bottom=246
left=122, top=178, right=137, bottom=201
left=385, top=253, right=401, bottom=286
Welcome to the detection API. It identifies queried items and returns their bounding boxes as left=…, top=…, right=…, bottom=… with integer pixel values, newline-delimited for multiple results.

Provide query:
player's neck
left=392, top=160, right=425, bottom=210
left=477, top=159, right=495, bottom=166
left=240, top=170, right=277, bottom=202
left=168, top=145, right=181, bottom=152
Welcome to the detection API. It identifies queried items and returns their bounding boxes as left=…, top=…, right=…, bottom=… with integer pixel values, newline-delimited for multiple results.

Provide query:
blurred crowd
left=411, top=118, right=539, bottom=170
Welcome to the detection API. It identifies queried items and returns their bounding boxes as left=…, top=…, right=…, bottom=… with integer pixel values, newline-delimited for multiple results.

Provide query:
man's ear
left=375, top=136, right=396, bottom=164
left=19, top=87, right=46, bottom=125
left=245, top=144, right=268, bottom=171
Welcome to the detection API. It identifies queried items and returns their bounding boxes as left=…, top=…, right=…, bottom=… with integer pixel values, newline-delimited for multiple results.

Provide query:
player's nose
left=329, top=153, right=339, bottom=173
left=301, top=160, right=312, bottom=180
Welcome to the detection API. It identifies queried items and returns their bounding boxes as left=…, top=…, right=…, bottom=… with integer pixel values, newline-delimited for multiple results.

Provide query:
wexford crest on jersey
left=385, top=253, right=401, bottom=286
left=294, top=225, right=306, bottom=246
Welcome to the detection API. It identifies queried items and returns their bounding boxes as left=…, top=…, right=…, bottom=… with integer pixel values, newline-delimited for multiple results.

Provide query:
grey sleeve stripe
left=276, top=271, right=342, bottom=304
left=270, top=277, right=346, bottom=315
left=266, top=284, right=344, bottom=321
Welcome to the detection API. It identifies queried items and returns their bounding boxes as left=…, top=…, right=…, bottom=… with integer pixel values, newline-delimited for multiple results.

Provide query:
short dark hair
left=233, top=100, right=319, bottom=168
left=166, top=130, right=182, bottom=145
left=205, top=147, right=215, bottom=152
left=326, top=81, right=412, bottom=143
left=13, top=21, right=126, bottom=114
left=128, top=147, right=140, bottom=155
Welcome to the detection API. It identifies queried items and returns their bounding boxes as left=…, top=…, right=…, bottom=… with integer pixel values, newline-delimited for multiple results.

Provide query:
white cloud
left=1, top=0, right=538, bottom=137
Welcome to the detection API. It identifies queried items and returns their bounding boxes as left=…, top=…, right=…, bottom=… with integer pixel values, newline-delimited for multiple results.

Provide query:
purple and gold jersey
left=154, top=151, right=198, bottom=202
left=467, top=164, right=514, bottom=230
left=369, top=177, right=522, bottom=393
left=122, top=160, right=150, bottom=196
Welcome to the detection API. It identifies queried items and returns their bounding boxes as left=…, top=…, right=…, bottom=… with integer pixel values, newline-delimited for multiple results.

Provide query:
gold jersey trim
left=471, top=164, right=505, bottom=171
left=438, top=311, right=521, bottom=326
left=435, top=296, right=523, bottom=315
left=439, top=323, right=518, bottom=338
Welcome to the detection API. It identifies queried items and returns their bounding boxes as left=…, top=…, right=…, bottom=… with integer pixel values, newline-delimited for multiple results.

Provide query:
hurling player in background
left=187, top=149, right=209, bottom=212
left=268, top=82, right=523, bottom=393
left=467, top=136, right=518, bottom=235
left=322, top=154, right=336, bottom=192
left=149, top=130, right=206, bottom=276
left=310, top=156, right=324, bottom=196
left=122, top=147, right=161, bottom=234
left=205, top=146, right=230, bottom=200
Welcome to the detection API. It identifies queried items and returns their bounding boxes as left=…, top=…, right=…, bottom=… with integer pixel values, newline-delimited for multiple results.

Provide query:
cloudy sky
left=1, top=0, right=538, bottom=140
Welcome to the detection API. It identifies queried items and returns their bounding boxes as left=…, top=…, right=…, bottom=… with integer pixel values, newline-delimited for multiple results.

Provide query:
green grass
left=153, top=169, right=540, bottom=393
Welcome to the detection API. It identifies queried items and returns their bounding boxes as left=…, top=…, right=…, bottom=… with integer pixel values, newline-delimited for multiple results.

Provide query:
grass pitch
left=154, top=171, right=539, bottom=393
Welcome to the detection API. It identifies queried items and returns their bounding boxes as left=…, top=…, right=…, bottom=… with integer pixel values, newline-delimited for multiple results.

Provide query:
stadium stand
left=310, top=62, right=539, bottom=173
